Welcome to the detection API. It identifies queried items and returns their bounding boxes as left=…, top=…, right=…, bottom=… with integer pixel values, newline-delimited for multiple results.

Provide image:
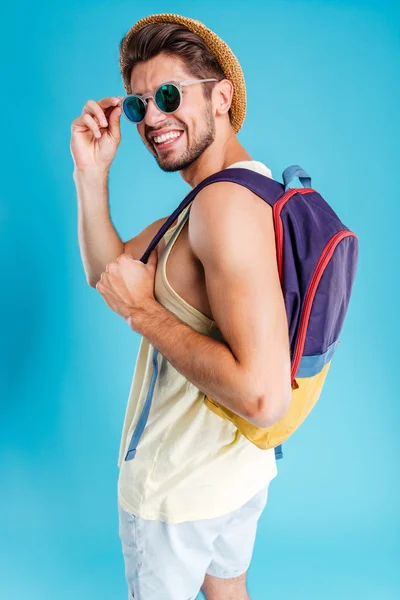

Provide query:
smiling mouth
left=152, top=131, right=185, bottom=151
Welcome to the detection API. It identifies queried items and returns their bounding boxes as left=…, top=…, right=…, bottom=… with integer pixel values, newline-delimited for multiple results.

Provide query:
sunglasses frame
left=118, top=78, right=218, bottom=124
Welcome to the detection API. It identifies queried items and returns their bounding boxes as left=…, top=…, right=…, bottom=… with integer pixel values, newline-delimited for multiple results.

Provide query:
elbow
left=86, top=268, right=104, bottom=288
left=249, top=389, right=292, bottom=429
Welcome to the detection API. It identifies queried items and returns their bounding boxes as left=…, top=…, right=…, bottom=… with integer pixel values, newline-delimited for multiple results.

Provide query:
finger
left=79, top=113, right=102, bottom=139
left=96, top=281, right=119, bottom=307
left=96, top=282, right=113, bottom=307
left=108, top=104, right=122, bottom=139
left=96, top=96, right=124, bottom=110
left=116, top=253, right=132, bottom=263
left=73, top=97, right=122, bottom=132
left=105, top=260, right=117, bottom=272
left=96, top=277, right=114, bottom=294
left=99, top=271, right=110, bottom=285
left=83, top=99, right=109, bottom=129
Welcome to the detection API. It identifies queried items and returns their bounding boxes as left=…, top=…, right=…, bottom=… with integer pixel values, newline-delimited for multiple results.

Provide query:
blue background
left=1, top=0, right=398, bottom=598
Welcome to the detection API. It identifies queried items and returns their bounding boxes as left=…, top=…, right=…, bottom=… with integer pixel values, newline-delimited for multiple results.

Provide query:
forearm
left=132, top=300, right=265, bottom=425
left=73, top=167, right=124, bottom=286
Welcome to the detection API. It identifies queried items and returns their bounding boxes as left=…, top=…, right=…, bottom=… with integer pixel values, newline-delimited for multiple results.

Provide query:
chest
left=157, top=219, right=214, bottom=322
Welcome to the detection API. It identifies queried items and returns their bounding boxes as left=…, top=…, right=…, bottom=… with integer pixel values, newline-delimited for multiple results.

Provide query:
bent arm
left=133, top=301, right=270, bottom=427
left=74, top=167, right=169, bottom=287
left=188, top=181, right=292, bottom=425
left=74, top=168, right=124, bottom=286
left=132, top=181, right=292, bottom=428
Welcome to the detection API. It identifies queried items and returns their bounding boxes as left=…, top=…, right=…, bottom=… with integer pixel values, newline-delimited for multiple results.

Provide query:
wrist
left=73, top=165, right=109, bottom=183
left=127, top=298, right=162, bottom=335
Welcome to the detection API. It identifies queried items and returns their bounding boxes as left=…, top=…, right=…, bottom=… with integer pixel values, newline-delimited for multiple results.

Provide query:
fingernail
left=95, top=131, right=101, bottom=138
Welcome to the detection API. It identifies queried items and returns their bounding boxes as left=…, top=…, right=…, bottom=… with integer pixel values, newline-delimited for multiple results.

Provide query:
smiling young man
left=71, top=13, right=292, bottom=600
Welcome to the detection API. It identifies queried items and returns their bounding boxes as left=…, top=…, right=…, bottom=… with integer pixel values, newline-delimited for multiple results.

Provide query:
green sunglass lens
left=155, top=84, right=181, bottom=113
left=123, top=96, right=146, bottom=123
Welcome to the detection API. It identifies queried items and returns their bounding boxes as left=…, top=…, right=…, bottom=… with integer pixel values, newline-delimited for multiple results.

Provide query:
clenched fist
left=96, top=248, right=159, bottom=331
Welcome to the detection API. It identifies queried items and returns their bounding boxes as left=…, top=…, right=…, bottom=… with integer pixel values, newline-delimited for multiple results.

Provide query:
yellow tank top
left=117, top=160, right=278, bottom=523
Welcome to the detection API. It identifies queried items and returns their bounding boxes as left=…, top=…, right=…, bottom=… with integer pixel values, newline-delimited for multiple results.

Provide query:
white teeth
left=154, top=131, right=182, bottom=144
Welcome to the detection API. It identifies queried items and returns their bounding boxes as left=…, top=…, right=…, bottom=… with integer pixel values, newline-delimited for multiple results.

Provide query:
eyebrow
left=131, top=79, right=182, bottom=96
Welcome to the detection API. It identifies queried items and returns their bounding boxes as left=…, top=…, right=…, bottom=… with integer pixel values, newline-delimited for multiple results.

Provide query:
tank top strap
left=163, top=200, right=194, bottom=245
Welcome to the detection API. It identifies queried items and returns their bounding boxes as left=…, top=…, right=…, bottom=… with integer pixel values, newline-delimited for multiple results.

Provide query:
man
left=70, top=13, right=292, bottom=600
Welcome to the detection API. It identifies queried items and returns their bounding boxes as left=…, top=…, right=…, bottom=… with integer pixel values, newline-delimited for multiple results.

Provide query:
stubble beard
left=152, top=105, right=216, bottom=173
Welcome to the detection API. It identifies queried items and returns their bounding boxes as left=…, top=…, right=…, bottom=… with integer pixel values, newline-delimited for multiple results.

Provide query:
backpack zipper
left=290, top=229, right=357, bottom=383
left=273, top=188, right=315, bottom=280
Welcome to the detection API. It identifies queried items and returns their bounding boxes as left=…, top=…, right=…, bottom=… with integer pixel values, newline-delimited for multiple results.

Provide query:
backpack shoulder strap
left=140, top=167, right=284, bottom=263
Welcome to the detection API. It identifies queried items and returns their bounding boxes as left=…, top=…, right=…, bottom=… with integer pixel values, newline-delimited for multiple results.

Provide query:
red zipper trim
left=273, top=188, right=316, bottom=281
left=290, top=229, right=358, bottom=383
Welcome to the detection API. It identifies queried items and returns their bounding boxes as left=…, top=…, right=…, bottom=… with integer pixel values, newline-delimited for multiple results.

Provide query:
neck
left=179, top=128, right=252, bottom=189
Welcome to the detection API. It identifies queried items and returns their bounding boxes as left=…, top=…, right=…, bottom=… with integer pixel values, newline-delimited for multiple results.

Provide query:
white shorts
left=118, top=483, right=270, bottom=600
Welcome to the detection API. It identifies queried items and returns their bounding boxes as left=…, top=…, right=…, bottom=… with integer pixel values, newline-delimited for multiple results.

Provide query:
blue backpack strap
left=125, top=347, right=160, bottom=461
left=282, top=165, right=312, bottom=191
left=274, top=444, right=284, bottom=460
left=140, top=167, right=283, bottom=264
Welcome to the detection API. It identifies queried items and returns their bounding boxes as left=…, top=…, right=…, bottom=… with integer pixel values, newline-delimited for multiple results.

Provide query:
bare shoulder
left=188, top=180, right=275, bottom=264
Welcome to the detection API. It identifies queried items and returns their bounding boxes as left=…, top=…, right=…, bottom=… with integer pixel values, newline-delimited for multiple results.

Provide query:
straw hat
left=119, top=13, right=246, bottom=133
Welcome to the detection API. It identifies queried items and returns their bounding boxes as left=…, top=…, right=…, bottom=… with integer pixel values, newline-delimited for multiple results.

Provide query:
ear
left=214, top=79, right=234, bottom=119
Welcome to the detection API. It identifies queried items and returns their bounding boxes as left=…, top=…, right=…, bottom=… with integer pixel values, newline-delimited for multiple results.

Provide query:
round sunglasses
left=118, top=79, right=218, bottom=124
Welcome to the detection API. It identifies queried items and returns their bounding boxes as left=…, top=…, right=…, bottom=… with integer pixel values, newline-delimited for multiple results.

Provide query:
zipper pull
left=291, top=378, right=299, bottom=390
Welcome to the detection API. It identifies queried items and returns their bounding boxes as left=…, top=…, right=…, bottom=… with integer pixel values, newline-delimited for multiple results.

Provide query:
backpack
left=139, top=165, right=359, bottom=461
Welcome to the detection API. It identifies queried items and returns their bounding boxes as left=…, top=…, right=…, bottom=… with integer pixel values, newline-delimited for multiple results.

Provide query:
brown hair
left=119, top=23, right=232, bottom=124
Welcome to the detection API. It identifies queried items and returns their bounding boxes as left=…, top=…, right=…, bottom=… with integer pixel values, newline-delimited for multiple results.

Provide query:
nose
left=143, top=97, right=166, bottom=127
